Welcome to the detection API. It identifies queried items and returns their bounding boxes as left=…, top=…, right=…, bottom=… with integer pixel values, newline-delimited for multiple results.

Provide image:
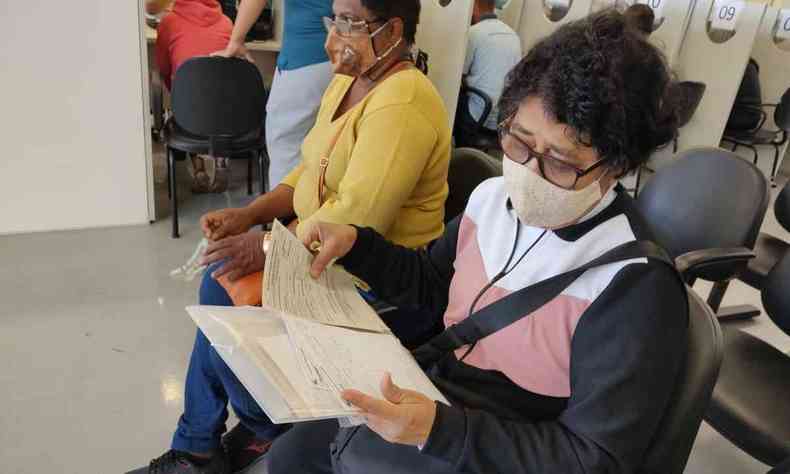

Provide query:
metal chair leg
left=707, top=280, right=728, bottom=313
left=247, top=153, right=254, bottom=196
left=258, top=150, right=269, bottom=195
left=673, top=137, right=679, bottom=154
left=749, top=145, right=759, bottom=165
left=731, top=142, right=738, bottom=152
left=168, top=148, right=179, bottom=238
left=771, top=144, right=780, bottom=187
left=166, top=147, right=172, bottom=199
left=634, top=166, right=643, bottom=198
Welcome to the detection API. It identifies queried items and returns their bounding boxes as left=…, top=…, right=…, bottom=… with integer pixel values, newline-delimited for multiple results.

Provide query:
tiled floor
left=0, top=154, right=787, bottom=474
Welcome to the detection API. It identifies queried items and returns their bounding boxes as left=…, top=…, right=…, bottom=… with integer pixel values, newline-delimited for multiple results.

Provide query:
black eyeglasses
left=497, top=115, right=609, bottom=190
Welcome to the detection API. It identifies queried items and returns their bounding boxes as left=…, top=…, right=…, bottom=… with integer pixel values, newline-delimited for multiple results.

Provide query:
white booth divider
left=416, top=0, right=475, bottom=130
left=500, top=0, right=527, bottom=29
left=674, top=0, right=768, bottom=150
left=743, top=3, right=790, bottom=176
left=517, top=0, right=596, bottom=51
left=646, top=0, right=698, bottom=65
left=587, top=0, right=696, bottom=66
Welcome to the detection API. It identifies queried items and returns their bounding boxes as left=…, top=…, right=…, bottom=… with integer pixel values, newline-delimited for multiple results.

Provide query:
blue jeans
left=171, top=263, right=288, bottom=453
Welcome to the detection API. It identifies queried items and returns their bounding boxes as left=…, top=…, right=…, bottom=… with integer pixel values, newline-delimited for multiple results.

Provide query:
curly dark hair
left=361, top=0, right=420, bottom=44
left=498, top=9, right=678, bottom=176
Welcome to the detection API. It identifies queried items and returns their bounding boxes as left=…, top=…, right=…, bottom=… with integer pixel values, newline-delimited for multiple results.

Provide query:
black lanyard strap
left=413, top=240, right=676, bottom=367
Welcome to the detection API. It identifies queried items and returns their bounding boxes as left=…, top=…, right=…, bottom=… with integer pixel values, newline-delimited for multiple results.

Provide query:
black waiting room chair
left=636, top=148, right=770, bottom=321
left=453, top=85, right=501, bottom=154
left=638, top=289, right=723, bottom=474
left=673, top=81, right=707, bottom=153
left=633, top=81, right=707, bottom=197
left=165, top=56, right=270, bottom=238
left=444, top=147, right=502, bottom=223
left=738, top=180, right=790, bottom=292
left=722, top=87, right=790, bottom=187
left=706, top=251, right=790, bottom=472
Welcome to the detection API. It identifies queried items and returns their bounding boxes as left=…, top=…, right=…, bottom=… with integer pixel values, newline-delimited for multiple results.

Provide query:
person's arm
left=295, top=104, right=440, bottom=240
left=154, top=17, right=173, bottom=90
left=243, top=183, right=296, bottom=226
left=421, top=263, right=689, bottom=473
left=213, top=0, right=267, bottom=59
left=232, top=0, right=267, bottom=43
left=336, top=216, right=460, bottom=316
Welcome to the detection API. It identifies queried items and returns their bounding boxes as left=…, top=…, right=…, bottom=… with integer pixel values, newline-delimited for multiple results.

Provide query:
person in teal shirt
left=215, top=0, right=334, bottom=188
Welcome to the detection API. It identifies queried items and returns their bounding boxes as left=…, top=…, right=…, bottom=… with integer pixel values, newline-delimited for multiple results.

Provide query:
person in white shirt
left=457, top=0, right=522, bottom=134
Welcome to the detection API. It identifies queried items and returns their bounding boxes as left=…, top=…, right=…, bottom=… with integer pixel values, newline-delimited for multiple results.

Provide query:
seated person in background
left=155, top=0, right=234, bottom=193
left=264, top=10, right=688, bottom=474
left=623, top=3, right=654, bottom=36
left=455, top=0, right=522, bottom=140
left=138, top=1, right=451, bottom=473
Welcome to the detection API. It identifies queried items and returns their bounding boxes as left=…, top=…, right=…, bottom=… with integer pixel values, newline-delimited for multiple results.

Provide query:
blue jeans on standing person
left=171, top=263, right=288, bottom=454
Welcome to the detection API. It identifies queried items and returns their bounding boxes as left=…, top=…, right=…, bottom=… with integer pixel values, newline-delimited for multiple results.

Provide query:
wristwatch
left=262, top=231, right=272, bottom=255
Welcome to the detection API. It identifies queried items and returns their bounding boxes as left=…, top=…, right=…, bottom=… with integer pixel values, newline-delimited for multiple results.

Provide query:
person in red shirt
left=154, top=0, right=234, bottom=193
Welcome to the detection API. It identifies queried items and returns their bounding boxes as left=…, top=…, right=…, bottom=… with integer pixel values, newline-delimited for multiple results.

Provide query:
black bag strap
left=413, top=240, right=676, bottom=366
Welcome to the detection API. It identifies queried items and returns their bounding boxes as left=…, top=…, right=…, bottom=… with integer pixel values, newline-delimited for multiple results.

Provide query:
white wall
left=500, top=0, right=526, bottom=29
left=0, top=1, right=150, bottom=234
left=675, top=0, right=767, bottom=150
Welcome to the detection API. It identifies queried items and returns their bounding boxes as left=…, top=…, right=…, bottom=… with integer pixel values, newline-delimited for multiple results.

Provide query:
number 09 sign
left=710, top=0, right=745, bottom=31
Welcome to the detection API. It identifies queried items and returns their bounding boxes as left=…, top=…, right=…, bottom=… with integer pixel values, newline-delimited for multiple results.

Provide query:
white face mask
left=503, top=156, right=605, bottom=229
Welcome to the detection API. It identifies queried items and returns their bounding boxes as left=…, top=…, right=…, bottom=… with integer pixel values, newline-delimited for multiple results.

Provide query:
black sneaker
left=141, top=449, right=230, bottom=474
left=221, top=423, right=274, bottom=473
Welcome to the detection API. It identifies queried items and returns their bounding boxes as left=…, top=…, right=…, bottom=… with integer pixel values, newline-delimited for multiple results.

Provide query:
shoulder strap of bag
left=413, top=240, right=677, bottom=365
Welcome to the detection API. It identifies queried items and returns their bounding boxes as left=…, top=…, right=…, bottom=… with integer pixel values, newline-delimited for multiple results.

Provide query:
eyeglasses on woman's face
left=497, top=114, right=609, bottom=190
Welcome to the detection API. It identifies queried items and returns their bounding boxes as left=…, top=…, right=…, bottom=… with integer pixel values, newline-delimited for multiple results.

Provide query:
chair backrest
left=726, top=58, right=763, bottom=133
left=674, top=81, right=707, bottom=127
left=444, top=148, right=502, bottom=223
left=171, top=56, right=266, bottom=137
left=763, top=251, right=790, bottom=336
left=641, top=288, right=724, bottom=474
left=776, top=181, right=790, bottom=232
left=636, top=148, right=769, bottom=281
left=774, top=88, right=790, bottom=132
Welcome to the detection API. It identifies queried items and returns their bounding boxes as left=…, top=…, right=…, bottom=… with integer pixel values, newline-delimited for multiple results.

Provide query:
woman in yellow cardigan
left=199, top=7, right=449, bottom=283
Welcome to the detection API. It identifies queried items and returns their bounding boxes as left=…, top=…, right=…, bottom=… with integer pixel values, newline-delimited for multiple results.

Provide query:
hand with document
left=186, top=220, right=447, bottom=445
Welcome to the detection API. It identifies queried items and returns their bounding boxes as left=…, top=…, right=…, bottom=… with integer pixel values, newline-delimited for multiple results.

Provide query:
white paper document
left=184, top=222, right=447, bottom=424
left=187, top=305, right=447, bottom=424
left=262, top=220, right=389, bottom=334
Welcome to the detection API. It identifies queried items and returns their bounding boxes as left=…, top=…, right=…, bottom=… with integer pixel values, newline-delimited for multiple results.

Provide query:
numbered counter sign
left=777, top=9, right=790, bottom=40
left=710, top=0, right=744, bottom=31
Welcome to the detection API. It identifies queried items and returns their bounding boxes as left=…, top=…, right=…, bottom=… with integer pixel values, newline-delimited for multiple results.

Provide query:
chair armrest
left=727, top=104, right=768, bottom=136
left=461, top=85, right=494, bottom=129
left=675, top=247, right=755, bottom=280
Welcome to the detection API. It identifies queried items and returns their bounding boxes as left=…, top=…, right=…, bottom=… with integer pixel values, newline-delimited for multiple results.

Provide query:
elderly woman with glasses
left=264, top=9, right=687, bottom=474
left=132, top=1, right=452, bottom=473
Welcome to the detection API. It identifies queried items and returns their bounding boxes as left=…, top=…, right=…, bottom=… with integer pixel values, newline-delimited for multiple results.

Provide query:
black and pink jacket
left=338, top=178, right=688, bottom=473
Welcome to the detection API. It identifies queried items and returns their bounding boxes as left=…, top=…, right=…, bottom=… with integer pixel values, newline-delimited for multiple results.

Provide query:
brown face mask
left=324, top=21, right=403, bottom=77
